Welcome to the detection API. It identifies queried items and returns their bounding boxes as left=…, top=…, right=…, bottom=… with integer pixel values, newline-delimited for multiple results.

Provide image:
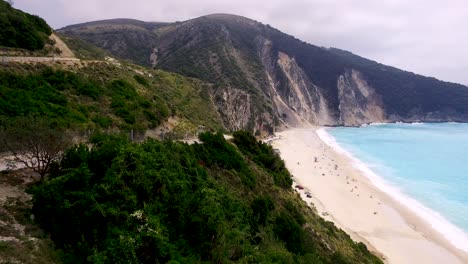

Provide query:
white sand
left=270, top=128, right=468, bottom=264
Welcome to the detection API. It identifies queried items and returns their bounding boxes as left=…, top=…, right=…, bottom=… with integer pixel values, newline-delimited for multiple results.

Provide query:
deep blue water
left=326, top=123, right=468, bottom=250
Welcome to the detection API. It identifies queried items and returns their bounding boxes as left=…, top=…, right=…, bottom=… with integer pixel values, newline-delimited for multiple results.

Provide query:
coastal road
left=0, top=56, right=80, bottom=63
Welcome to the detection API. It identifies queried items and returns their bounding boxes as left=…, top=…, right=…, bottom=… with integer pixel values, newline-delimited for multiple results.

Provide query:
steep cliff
left=275, top=52, right=335, bottom=126
left=337, top=70, right=386, bottom=126
left=58, top=14, right=468, bottom=131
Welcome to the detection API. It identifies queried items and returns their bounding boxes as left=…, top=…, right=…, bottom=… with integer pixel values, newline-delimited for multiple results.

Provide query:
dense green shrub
left=274, top=212, right=304, bottom=254
left=133, top=74, right=149, bottom=87
left=195, top=132, right=256, bottom=188
left=0, top=68, right=170, bottom=130
left=0, top=1, right=52, bottom=50
left=0, top=71, right=82, bottom=127
left=233, top=131, right=292, bottom=188
left=251, top=196, right=274, bottom=227
left=29, top=132, right=383, bottom=263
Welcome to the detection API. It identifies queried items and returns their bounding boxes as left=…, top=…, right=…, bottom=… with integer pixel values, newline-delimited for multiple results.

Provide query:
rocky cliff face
left=59, top=14, right=468, bottom=132
left=264, top=52, right=386, bottom=127
left=337, top=69, right=386, bottom=126
left=214, top=87, right=251, bottom=131
left=275, top=52, right=335, bottom=126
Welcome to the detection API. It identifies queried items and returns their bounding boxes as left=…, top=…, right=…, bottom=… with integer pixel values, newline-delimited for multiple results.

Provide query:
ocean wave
left=316, top=127, right=468, bottom=253
left=368, top=122, right=387, bottom=126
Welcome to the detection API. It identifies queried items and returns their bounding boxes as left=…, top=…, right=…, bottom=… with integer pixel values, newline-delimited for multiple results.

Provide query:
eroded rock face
left=150, top=48, right=159, bottom=67
left=255, top=37, right=334, bottom=128
left=337, top=70, right=386, bottom=126
left=214, top=88, right=252, bottom=131
left=257, top=37, right=309, bottom=128
left=275, top=52, right=335, bottom=126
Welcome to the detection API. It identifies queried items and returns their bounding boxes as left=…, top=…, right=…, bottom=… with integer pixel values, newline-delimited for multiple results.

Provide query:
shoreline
left=271, top=127, right=468, bottom=264
left=317, top=127, right=468, bottom=253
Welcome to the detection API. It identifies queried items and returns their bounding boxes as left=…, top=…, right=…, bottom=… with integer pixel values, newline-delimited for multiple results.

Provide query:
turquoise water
left=325, top=123, right=468, bottom=251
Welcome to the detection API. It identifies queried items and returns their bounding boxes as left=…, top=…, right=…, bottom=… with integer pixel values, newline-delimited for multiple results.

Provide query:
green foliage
left=58, top=19, right=164, bottom=66
left=58, top=34, right=111, bottom=60
left=71, top=63, right=224, bottom=133
left=274, top=212, right=304, bottom=254
left=149, top=70, right=224, bottom=132
left=107, top=79, right=166, bottom=127
left=233, top=131, right=292, bottom=188
left=0, top=1, right=52, bottom=50
left=0, top=70, right=88, bottom=127
left=30, top=132, right=383, bottom=264
left=133, top=74, right=149, bottom=87
left=195, top=132, right=256, bottom=188
left=251, top=196, right=274, bottom=227
left=0, top=66, right=175, bottom=131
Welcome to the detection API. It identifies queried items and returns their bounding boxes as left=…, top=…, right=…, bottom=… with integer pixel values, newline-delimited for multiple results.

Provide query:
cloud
left=14, top=0, right=468, bottom=85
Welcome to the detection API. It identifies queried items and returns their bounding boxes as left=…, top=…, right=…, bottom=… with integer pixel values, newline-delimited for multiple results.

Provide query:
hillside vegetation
left=30, top=132, right=383, bottom=264
left=0, top=1, right=51, bottom=50
left=58, top=34, right=111, bottom=60
left=59, top=19, right=167, bottom=65
left=0, top=62, right=224, bottom=137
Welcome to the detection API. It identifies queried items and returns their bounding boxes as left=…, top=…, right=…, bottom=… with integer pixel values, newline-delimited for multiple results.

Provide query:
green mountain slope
left=0, top=1, right=51, bottom=50
left=58, top=19, right=167, bottom=65
left=0, top=62, right=224, bottom=137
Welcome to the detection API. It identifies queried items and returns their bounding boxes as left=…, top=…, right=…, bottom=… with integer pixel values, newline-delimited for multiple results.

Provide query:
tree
left=5, top=0, right=14, bottom=6
left=0, top=117, right=72, bottom=180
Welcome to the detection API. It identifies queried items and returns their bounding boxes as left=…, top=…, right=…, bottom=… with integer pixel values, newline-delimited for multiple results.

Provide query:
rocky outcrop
left=270, top=53, right=386, bottom=127
left=257, top=37, right=310, bottom=128
left=275, top=52, right=335, bottom=126
left=149, top=48, right=159, bottom=67
left=50, top=33, right=76, bottom=58
left=337, top=69, right=386, bottom=126
left=214, top=88, right=252, bottom=131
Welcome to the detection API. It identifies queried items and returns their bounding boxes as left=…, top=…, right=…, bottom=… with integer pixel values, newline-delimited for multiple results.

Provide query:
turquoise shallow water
left=325, top=123, right=468, bottom=251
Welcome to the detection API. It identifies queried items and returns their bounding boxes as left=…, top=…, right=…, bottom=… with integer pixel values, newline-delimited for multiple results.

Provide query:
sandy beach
left=270, top=128, right=468, bottom=264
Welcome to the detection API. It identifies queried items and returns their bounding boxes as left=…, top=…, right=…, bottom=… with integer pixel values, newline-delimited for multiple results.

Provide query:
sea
left=318, top=122, right=468, bottom=253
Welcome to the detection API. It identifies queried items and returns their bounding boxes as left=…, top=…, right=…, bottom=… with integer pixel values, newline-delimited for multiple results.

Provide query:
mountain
left=59, top=14, right=468, bottom=131
left=58, top=19, right=167, bottom=65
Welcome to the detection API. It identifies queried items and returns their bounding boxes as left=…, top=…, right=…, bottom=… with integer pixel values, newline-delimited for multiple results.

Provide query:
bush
left=274, top=212, right=304, bottom=254
left=251, top=196, right=274, bottom=226
left=134, top=74, right=149, bottom=87
left=233, top=131, right=292, bottom=188
left=0, top=2, right=52, bottom=50
left=29, top=132, right=383, bottom=263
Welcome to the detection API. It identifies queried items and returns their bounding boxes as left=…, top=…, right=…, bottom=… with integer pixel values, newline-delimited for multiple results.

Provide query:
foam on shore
left=317, top=127, right=468, bottom=253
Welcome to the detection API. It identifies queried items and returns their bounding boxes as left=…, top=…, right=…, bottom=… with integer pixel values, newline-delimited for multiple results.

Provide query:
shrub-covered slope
left=58, top=19, right=167, bottom=65
left=31, top=132, right=383, bottom=263
left=0, top=63, right=224, bottom=137
left=57, top=34, right=112, bottom=60
left=0, top=1, right=52, bottom=50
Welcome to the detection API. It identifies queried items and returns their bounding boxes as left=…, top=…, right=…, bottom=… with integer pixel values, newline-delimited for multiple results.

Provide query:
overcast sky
left=14, top=0, right=468, bottom=85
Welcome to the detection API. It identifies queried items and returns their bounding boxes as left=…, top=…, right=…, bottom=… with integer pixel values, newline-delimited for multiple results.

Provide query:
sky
left=13, top=0, right=468, bottom=85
